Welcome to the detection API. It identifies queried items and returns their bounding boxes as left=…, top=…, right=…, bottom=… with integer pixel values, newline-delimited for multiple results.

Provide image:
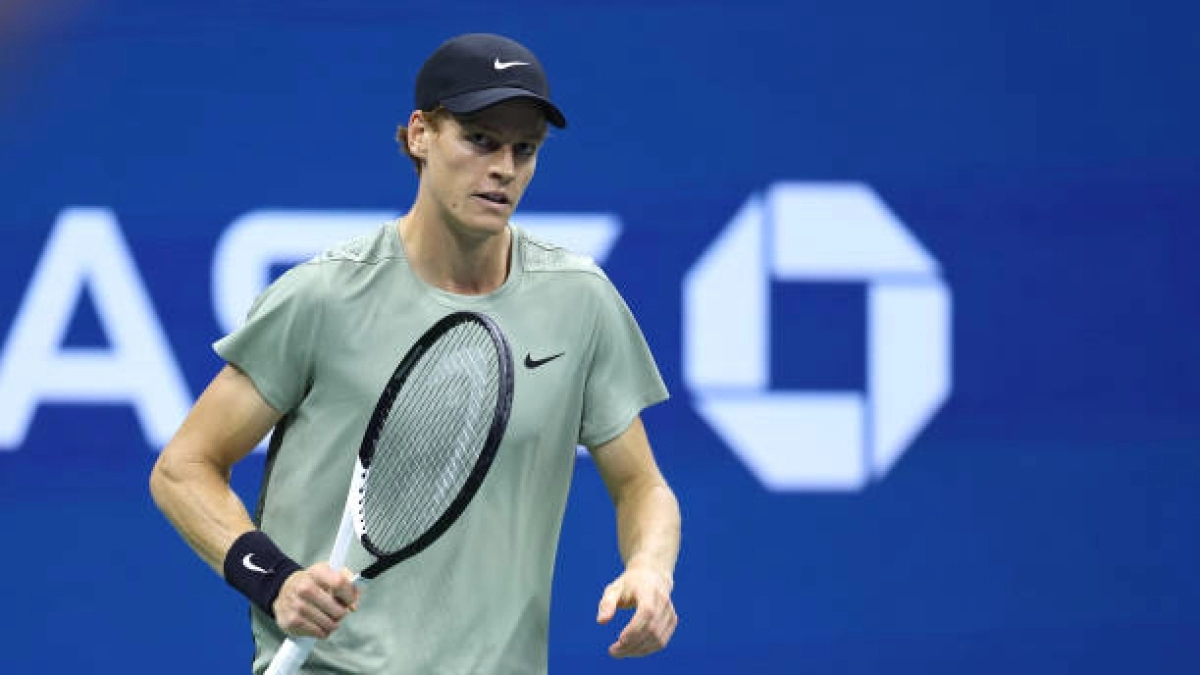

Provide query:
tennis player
left=150, top=32, right=680, bottom=673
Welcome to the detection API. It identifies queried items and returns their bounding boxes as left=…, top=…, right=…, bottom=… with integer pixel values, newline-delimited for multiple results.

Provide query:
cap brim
left=441, top=87, right=567, bottom=128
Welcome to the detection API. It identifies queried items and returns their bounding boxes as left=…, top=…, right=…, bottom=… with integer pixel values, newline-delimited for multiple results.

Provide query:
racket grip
left=263, top=636, right=316, bottom=675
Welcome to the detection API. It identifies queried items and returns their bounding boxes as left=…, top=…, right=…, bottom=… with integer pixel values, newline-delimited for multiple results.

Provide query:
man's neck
left=397, top=206, right=511, bottom=296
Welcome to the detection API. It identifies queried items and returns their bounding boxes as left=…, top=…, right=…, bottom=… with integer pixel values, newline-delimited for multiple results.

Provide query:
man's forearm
left=150, top=453, right=256, bottom=576
left=150, top=364, right=280, bottom=576
left=614, top=480, right=681, bottom=583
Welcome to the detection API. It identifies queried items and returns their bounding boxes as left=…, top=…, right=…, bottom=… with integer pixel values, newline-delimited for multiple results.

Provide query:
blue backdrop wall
left=1, top=1, right=1197, bottom=673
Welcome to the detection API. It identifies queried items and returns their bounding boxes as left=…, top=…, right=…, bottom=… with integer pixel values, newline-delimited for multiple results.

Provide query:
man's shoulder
left=260, top=222, right=401, bottom=308
left=307, top=221, right=401, bottom=268
left=515, top=226, right=607, bottom=280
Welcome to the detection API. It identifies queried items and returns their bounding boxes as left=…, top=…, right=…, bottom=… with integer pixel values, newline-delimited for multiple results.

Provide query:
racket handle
left=265, top=492, right=359, bottom=674
left=263, top=636, right=316, bottom=675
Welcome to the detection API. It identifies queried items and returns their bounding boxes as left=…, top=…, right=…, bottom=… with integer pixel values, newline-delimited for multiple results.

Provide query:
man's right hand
left=272, top=563, right=360, bottom=638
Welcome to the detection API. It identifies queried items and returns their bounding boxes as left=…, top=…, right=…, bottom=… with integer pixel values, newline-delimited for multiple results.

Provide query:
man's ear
left=408, top=110, right=429, bottom=158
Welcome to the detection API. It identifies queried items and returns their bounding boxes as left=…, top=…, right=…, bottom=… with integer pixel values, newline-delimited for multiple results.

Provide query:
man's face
left=415, top=99, right=547, bottom=238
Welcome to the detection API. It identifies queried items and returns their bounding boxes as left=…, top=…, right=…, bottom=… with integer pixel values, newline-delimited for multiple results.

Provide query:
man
left=150, top=32, right=680, bottom=674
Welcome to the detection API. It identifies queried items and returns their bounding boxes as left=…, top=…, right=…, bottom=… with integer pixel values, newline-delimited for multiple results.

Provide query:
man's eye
left=515, top=143, right=538, bottom=157
left=467, top=132, right=493, bottom=148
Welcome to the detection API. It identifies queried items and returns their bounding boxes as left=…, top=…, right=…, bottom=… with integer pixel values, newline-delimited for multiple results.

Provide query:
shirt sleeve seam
left=580, top=387, right=670, bottom=449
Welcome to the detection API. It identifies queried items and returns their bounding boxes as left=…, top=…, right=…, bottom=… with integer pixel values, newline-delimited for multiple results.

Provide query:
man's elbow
left=148, top=451, right=178, bottom=513
left=148, top=443, right=202, bottom=513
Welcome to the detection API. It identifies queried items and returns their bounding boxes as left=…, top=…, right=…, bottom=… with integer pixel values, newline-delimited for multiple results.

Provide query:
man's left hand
left=596, top=567, right=678, bottom=658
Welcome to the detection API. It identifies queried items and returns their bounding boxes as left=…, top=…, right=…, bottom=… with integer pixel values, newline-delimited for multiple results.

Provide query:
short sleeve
left=213, top=264, right=323, bottom=413
left=578, top=276, right=669, bottom=448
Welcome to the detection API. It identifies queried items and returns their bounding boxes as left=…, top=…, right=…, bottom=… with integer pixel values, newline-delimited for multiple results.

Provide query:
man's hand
left=596, top=566, right=678, bottom=658
left=272, top=563, right=360, bottom=639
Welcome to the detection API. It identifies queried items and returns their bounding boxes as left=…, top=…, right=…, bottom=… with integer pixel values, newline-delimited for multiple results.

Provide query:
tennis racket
left=264, top=311, right=514, bottom=675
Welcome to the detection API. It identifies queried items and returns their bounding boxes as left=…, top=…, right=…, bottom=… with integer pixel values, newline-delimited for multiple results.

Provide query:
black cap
left=414, top=33, right=567, bottom=128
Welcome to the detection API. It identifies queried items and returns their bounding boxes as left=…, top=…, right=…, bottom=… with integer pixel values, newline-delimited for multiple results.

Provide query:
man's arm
left=589, top=415, right=681, bottom=658
left=150, top=365, right=279, bottom=571
left=149, top=364, right=358, bottom=638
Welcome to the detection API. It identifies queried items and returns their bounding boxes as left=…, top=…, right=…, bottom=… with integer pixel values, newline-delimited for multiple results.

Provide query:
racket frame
left=355, top=311, right=513, bottom=576
left=263, top=311, right=513, bottom=675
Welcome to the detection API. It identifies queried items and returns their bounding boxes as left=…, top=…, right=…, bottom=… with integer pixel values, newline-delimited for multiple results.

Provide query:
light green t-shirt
left=214, top=222, right=668, bottom=674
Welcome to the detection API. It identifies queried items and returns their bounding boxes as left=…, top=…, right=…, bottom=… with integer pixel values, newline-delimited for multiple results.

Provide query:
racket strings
left=362, top=322, right=500, bottom=554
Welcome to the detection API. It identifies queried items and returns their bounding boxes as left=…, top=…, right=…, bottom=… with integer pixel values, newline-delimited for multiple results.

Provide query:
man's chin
left=449, top=214, right=510, bottom=240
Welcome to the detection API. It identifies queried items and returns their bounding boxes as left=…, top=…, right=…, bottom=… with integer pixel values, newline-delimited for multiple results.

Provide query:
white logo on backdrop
left=683, top=182, right=953, bottom=492
left=0, top=208, right=192, bottom=449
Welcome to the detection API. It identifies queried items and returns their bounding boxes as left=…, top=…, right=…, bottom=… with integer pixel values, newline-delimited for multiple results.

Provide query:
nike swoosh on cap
left=493, top=58, right=530, bottom=70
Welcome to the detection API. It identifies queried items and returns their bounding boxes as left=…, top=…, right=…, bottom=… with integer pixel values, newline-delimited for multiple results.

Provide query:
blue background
left=2, top=0, right=1197, bottom=672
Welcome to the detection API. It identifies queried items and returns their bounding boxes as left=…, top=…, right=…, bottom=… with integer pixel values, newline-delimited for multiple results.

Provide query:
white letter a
left=0, top=208, right=191, bottom=451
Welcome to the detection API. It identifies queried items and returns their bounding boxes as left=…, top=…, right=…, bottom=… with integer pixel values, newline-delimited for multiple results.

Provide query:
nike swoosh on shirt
left=524, top=352, right=565, bottom=369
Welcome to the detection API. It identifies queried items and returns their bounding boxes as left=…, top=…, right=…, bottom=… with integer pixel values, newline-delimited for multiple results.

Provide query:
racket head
left=352, top=311, right=513, bottom=578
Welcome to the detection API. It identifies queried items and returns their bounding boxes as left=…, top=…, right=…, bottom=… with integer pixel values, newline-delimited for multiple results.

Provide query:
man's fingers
left=610, top=620, right=671, bottom=658
left=596, top=580, right=628, bottom=624
left=293, top=574, right=351, bottom=621
left=309, top=564, right=359, bottom=612
left=618, top=603, right=650, bottom=644
left=275, top=588, right=338, bottom=639
left=297, top=603, right=340, bottom=638
left=612, top=604, right=664, bottom=658
left=609, top=605, right=651, bottom=657
left=274, top=564, right=363, bottom=638
left=326, top=569, right=360, bottom=611
left=334, top=588, right=360, bottom=612
left=338, top=569, right=361, bottom=610
left=605, top=579, right=678, bottom=658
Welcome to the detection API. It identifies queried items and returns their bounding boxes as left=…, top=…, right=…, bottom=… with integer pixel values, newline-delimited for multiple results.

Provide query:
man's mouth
left=474, top=191, right=510, bottom=205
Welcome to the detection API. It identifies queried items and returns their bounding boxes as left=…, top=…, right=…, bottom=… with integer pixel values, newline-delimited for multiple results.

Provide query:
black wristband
left=222, top=530, right=303, bottom=618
